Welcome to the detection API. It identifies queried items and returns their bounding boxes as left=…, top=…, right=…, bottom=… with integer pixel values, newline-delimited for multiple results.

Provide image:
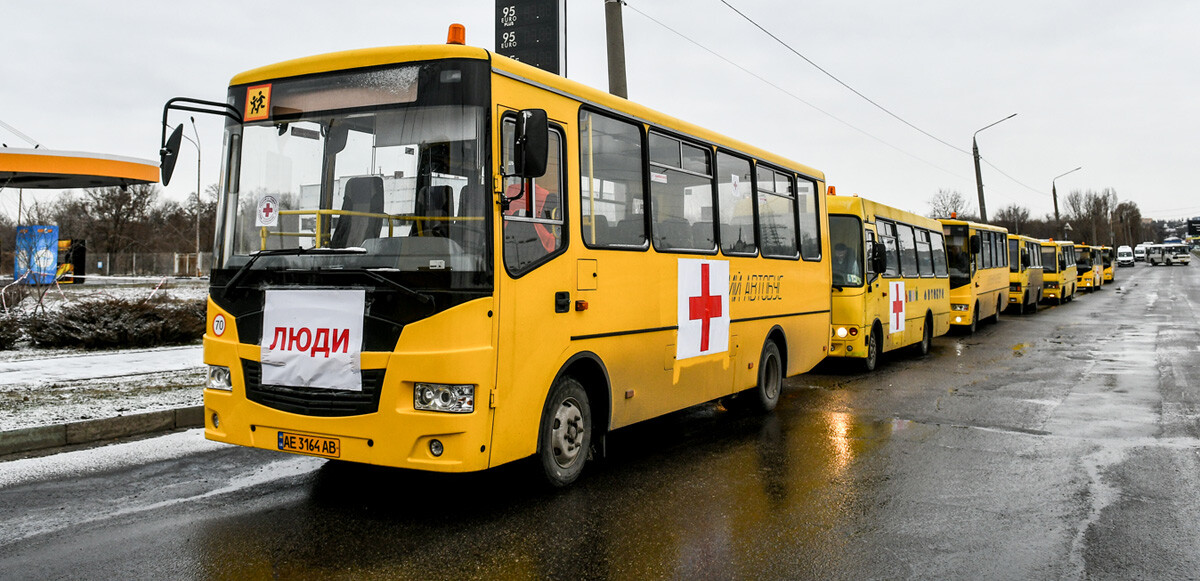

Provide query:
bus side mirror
left=160, top=124, right=184, bottom=186
left=969, top=234, right=981, bottom=254
left=871, top=242, right=887, bottom=273
left=513, top=109, right=548, bottom=178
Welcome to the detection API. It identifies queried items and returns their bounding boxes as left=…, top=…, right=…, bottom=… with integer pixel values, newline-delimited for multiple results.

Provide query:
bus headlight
left=951, top=304, right=969, bottom=311
left=207, top=365, right=232, bottom=391
left=414, top=383, right=475, bottom=413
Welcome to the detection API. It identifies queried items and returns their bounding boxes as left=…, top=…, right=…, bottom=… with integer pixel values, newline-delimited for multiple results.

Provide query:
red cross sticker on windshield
left=261, top=202, right=274, bottom=219
left=689, top=263, right=723, bottom=352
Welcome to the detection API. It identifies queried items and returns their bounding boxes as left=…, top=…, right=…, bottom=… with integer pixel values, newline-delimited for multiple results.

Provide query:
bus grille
left=241, top=359, right=386, bottom=417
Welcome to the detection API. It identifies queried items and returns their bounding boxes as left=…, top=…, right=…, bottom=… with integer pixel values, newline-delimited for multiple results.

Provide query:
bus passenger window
left=879, top=220, right=900, bottom=277
left=930, top=232, right=948, bottom=276
left=797, top=178, right=820, bottom=260
left=916, top=230, right=934, bottom=276
left=579, top=111, right=645, bottom=248
left=716, top=151, right=756, bottom=255
left=648, top=132, right=715, bottom=253
left=503, top=118, right=564, bottom=273
left=756, top=166, right=798, bottom=259
left=897, top=223, right=919, bottom=277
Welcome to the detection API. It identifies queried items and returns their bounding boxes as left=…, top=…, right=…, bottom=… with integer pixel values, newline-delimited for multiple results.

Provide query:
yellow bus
left=1100, top=245, right=1115, bottom=283
left=1007, top=233, right=1043, bottom=314
left=176, top=30, right=832, bottom=486
left=1039, top=239, right=1077, bottom=305
left=939, top=218, right=1010, bottom=333
left=1075, top=244, right=1102, bottom=292
left=827, top=194, right=950, bottom=370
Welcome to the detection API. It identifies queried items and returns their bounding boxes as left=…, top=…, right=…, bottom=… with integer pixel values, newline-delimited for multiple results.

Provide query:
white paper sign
left=889, top=280, right=906, bottom=333
left=256, top=194, right=280, bottom=227
left=260, top=289, right=365, bottom=391
left=677, top=258, right=730, bottom=360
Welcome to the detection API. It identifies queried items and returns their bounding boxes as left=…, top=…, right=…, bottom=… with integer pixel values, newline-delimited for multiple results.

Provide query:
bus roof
left=937, top=218, right=1009, bottom=234
left=827, top=194, right=941, bottom=230
left=0, top=147, right=158, bottom=189
left=228, top=43, right=824, bottom=183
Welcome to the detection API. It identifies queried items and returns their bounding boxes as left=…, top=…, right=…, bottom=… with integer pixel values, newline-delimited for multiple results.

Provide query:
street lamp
left=972, top=113, right=1017, bottom=223
left=179, top=117, right=202, bottom=277
left=1052, top=166, right=1082, bottom=239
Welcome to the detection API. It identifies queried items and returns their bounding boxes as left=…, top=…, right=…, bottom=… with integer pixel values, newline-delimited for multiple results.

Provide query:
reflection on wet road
left=2, top=264, right=1199, bottom=579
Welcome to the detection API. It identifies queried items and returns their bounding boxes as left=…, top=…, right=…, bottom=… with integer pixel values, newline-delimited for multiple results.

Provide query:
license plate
left=277, top=431, right=341, bottom=458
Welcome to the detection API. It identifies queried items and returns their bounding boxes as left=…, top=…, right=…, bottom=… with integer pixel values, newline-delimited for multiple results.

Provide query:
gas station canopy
left=0, top=147, right=158, bottom=189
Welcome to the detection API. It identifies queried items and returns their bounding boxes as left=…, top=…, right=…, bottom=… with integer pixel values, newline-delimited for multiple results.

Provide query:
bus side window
left=579, top=110, right=647, bottom=248
left=502, top=117, right=565, bottom=274
left=755, top=165, right=799, bottom=259
left=865, top=230, right=879, bottom=282
left=930, top=232, right=948, bottom=276
left=916, top=229, right=934, bottom=277
left=648, top=132, right=715, bottom=253
left=879, top=220, right=900, bottom=277
left=715, top=151, right=756, bottom=256
left=797, top=178, right=820, bottom=261
left=897, top=223, right=919, bottom=277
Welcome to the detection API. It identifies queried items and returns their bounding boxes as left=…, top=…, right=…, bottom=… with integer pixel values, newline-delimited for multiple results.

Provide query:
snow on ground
left=0, top=279, right=209, bottom=431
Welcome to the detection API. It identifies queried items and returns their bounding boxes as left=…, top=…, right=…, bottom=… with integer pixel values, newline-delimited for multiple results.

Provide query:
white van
left=1133, top=245, right=1147, bottom=262
left=1117, top=245, right=1134, bottom=267
left=1148, top=243, right=1191, bottom=266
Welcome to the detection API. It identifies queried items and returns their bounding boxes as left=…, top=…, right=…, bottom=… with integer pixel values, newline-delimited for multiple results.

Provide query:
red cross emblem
left=261, top=202, right=275, bottom=219
left=689, top=263, right=723, bottom=352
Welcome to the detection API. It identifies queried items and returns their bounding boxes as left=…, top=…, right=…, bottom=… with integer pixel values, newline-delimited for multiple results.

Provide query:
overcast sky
left=3, top=0, right=1197, bottom=223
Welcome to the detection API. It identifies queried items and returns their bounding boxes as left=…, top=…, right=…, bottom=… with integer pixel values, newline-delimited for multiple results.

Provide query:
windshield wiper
left=354, top=268, right=436, bottom=306
left=222, top=247, right=366, bottom=298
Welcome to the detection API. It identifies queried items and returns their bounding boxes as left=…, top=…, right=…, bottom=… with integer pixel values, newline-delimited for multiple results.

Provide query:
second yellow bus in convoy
left=1075, top=244, right=1102, bottom=292
left=1007, top=234, right=1044, bottom=314
left=1039, top=239, right=1077, bottom=304
left=939, top=218, right=1010, bottom=333
left=827, top=193, right=950, bottom=371
left=171, top=29, right=832, bottom=487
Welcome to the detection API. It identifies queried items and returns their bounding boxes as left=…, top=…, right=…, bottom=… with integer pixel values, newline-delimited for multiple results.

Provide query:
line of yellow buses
left=173, top=30, right=1120, bottom=486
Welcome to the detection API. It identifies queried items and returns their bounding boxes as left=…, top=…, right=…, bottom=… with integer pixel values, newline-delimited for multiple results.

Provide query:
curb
left=0, top=406, right=204, bottom=457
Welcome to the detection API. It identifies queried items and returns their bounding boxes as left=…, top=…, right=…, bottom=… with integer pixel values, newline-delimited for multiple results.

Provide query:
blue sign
left=14, top=225, right=59, bottom=284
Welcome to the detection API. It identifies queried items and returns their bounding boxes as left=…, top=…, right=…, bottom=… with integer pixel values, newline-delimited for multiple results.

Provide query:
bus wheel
left=748, top=341, right=783, bottom=412
left=915, top=314, right=933, bottom=356
left=862, top=325, right=881, bottom=372
left=967, top=303, right=979, bottom=333
left=538, top=377, right=591, bottom=487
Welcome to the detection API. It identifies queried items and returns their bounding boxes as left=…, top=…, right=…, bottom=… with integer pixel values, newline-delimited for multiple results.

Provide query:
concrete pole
left=605, top=0, right=628, bottom=99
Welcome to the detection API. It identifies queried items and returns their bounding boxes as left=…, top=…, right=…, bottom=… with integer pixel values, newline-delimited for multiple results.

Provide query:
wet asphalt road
left=2, top=262, right=1198, bottom=579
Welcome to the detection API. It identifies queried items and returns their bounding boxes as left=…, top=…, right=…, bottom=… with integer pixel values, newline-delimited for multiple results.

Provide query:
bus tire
left=748, top=340, right=783, bottom=412
left=862, top=323, right=882, bottom=372
left=537, top=376, right=591, bottom=488
left=914, top=314, right=933, bottom=356
left=965, top=303, right=979, bottom=334
left=985, top=297, right=1001, bottom=324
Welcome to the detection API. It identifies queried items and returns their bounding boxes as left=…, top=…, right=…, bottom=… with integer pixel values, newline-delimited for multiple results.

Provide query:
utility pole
left=972, top=113, right=1016, bottom=223
left=1052, top=167, right=1081, bottom=240
left=605, top=0, right=628, bottom=99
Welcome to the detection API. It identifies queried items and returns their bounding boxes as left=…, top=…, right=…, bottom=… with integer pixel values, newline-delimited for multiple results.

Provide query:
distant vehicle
left=1133, top=245, right=1146, bottom=262
left=1075, top=244, right=1102, bottom=291
left=1117, top=245, right=1134, bottom=267
left=1040, top=239, right=1077, bottom=305
left=1100, top=246, right=1115, bottom=283
left=1148, top=243, right=1191, bottom=266
left=1008, top=234, right=1044, bottom=314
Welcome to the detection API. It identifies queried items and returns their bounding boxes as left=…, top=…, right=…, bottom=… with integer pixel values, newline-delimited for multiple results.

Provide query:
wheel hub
left=551, top=398, right=584, bottom=467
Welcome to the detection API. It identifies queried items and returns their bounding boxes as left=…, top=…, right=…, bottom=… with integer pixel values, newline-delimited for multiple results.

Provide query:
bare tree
left=993, top=204, right=1031, bottom=234
left=82, top=184, right=160, bottom=254
left=928, top=189, right=976, bottom=220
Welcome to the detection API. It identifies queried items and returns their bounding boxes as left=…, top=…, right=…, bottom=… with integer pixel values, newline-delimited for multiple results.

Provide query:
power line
left=717, top=0, right=969, bottom=156
left=622, top=2, right=970, bottom=182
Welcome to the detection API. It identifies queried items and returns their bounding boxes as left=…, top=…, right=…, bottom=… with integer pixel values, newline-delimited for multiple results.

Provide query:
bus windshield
left=829, top=215, right=864, bottom=287
left=1041, top=247, right=1058, bottom=273
left=1009, top=238, right=1020, bottom=273
left=1076, top=247, right=1093, bottom=269
left=215, top=60, right=491, bottom=286
left=944, top=224, right=972, bottom=289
